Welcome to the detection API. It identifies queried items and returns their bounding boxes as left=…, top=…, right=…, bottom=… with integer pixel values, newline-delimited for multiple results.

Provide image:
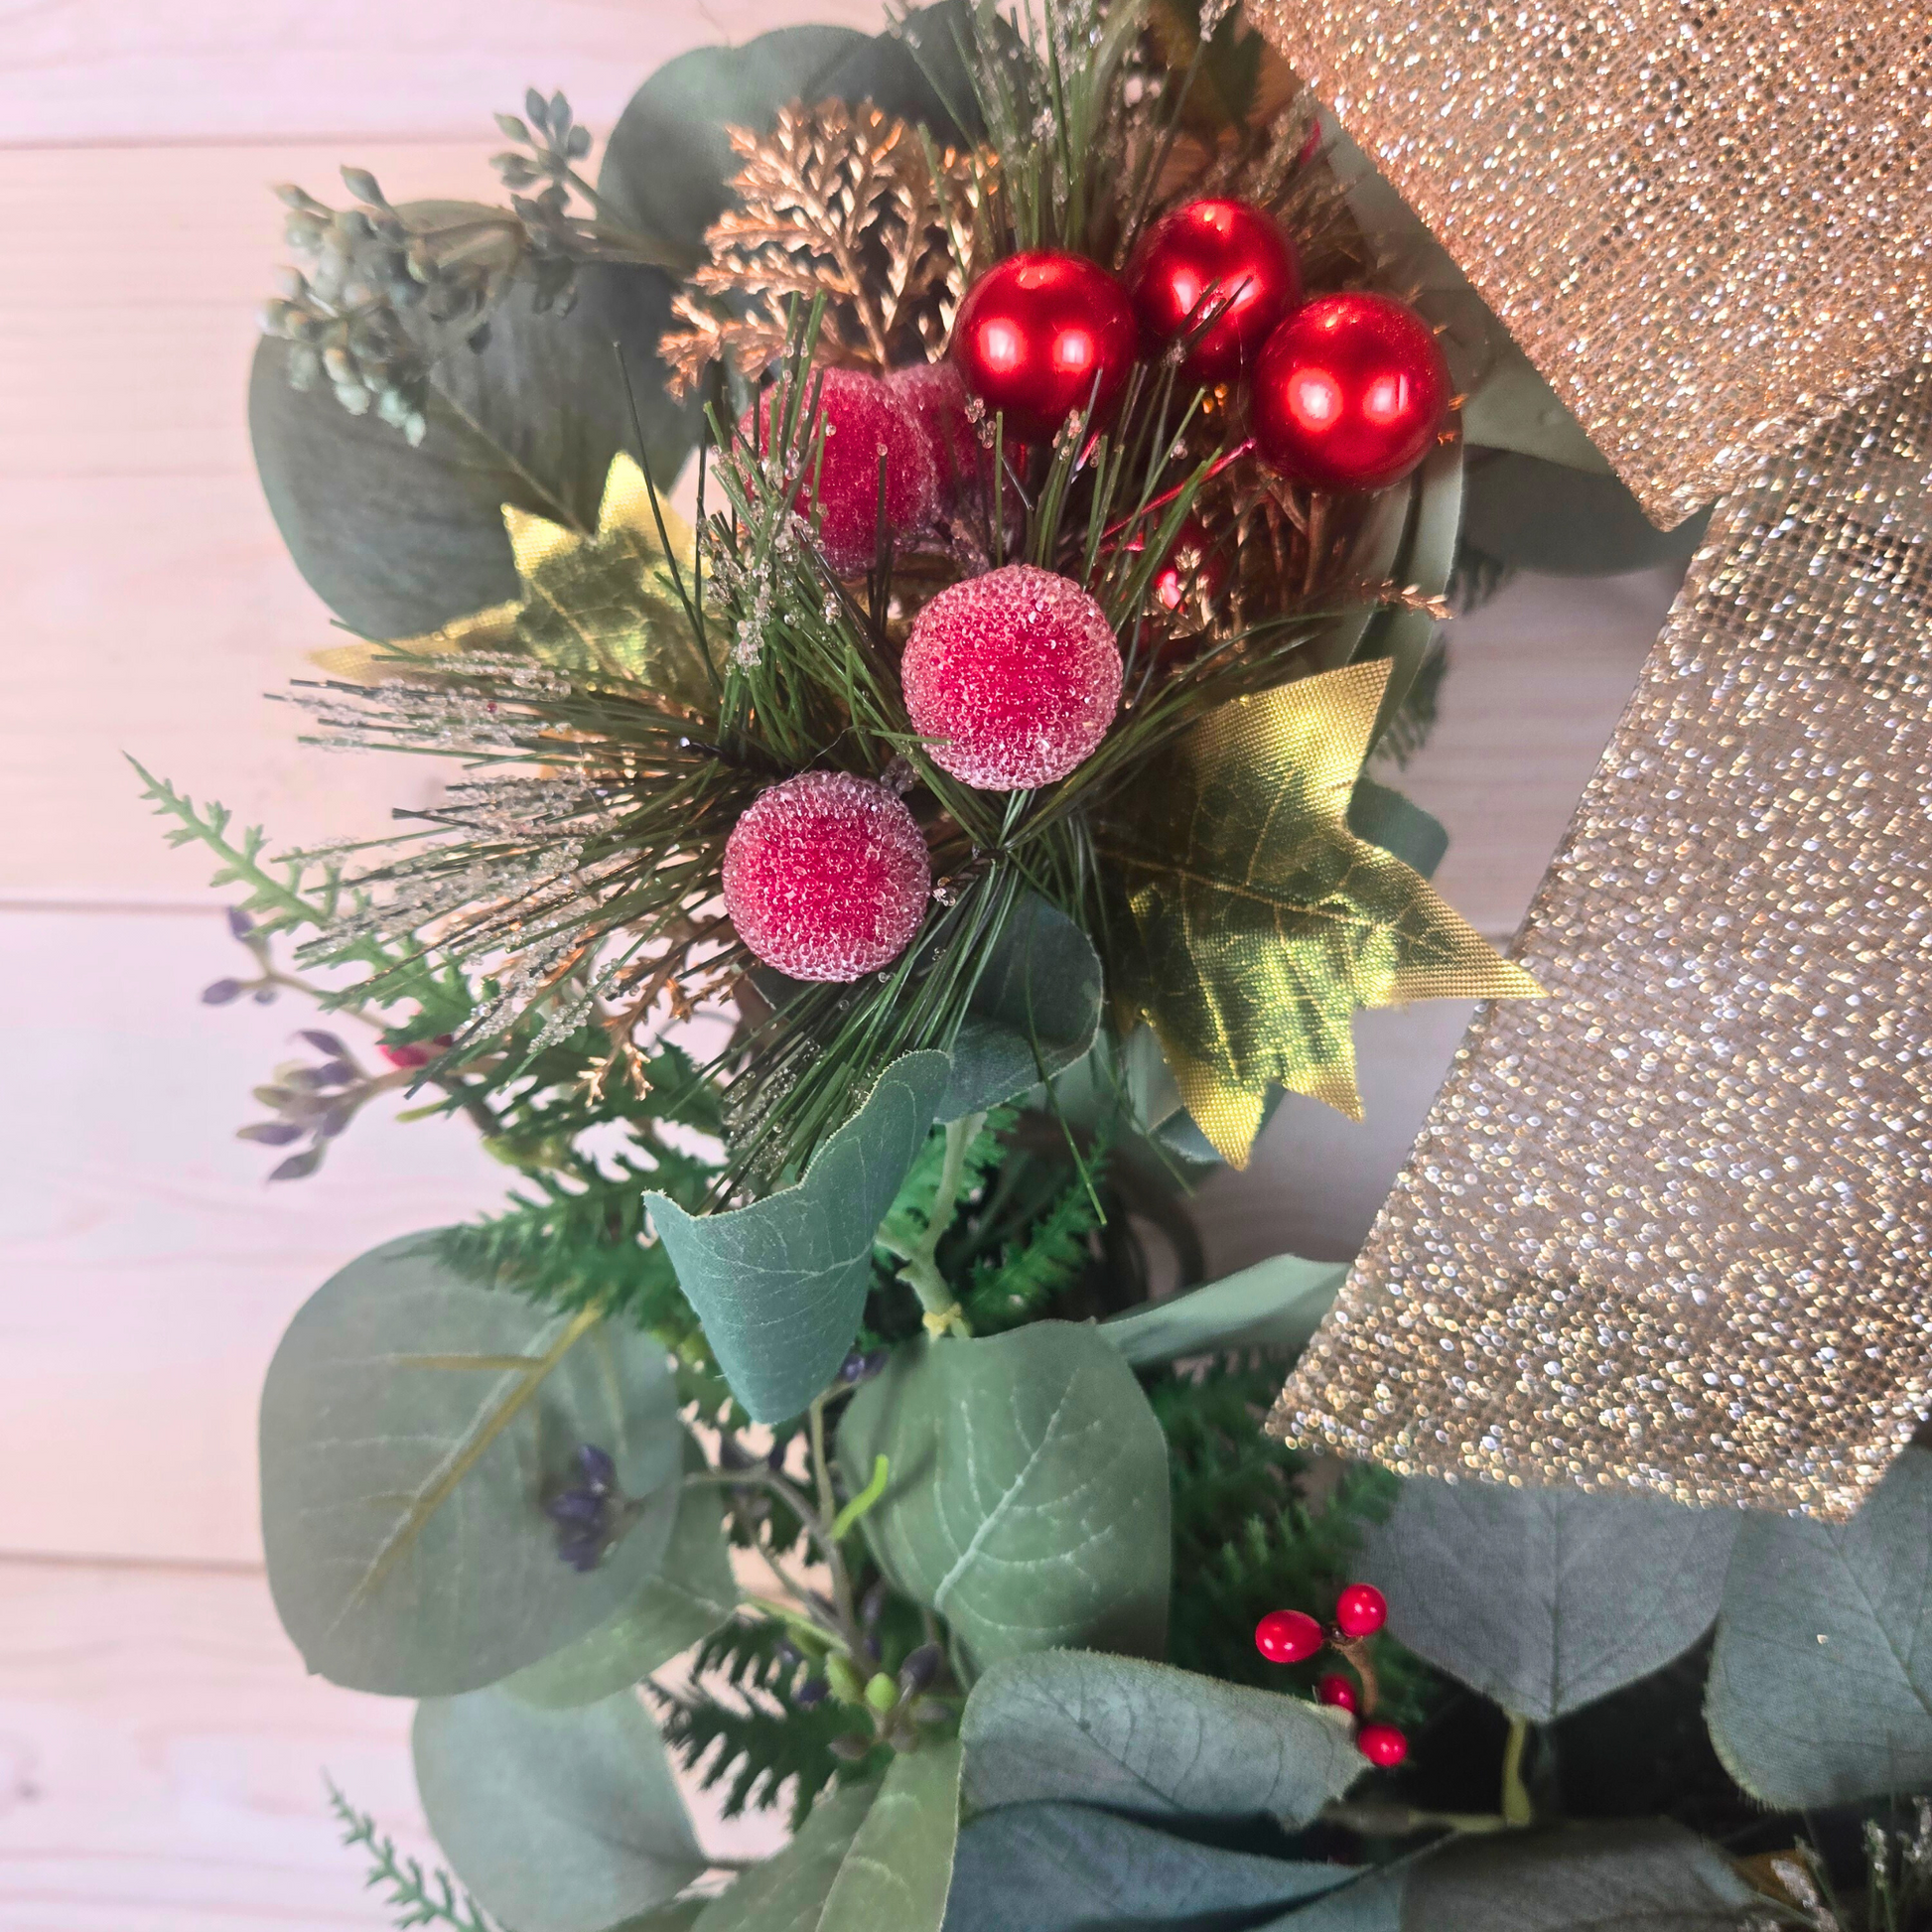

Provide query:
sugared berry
left=1357, top=1722, right=1408, bottom=1767
left=1334, top=1583, right=1388, bottom=1639
left=900, top=563, right=1122, bottom=790
left=1316, top=1672, right=1359, bottom=1714
left=887, top=359, right=984, bottom=506
left=722, top=770, right=931, bottom=982
left=1254, top=1608, right=1324, bottom=1665
left=741, top=366, right=937, bottom=576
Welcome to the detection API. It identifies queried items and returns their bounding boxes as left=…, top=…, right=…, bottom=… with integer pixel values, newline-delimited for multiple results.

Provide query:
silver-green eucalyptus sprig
left=258, top=88, right=697, bottom=445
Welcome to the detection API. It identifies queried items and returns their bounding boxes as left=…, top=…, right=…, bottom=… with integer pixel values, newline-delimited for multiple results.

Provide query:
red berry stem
left=1329, top=1635, right=1380, bottom=1719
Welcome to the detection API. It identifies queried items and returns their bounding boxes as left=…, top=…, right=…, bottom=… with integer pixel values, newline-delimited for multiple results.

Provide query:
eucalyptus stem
left=888, top=1111, right=985, bottom=1333
left=1500, top=1712, right=1535, bottom=1827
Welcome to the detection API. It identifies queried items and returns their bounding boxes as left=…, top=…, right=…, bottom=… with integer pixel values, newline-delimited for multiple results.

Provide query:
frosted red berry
left=1333, top=1583, right=1388, bottom=1639
left=722, top=771, right=931, bottom=983
left=900, top=564, right=1122, bottom=790
left=1316, top=1672, right=1359, bottom=1714
left=887, top=359, right=984, bottom=506
left=1254, top=1608, right=1324, bottom=1665
left=740, top=367, right=937, bottom=576
left=1357, top=1722, right=1408, bottom=1767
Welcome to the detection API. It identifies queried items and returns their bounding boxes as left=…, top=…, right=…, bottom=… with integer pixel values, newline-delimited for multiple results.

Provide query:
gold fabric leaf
left=1098, top=660, right=1540, bottom=1165
left=317, top=455, right=716, bottom=713
left=659, top=98, right=988, bottom=396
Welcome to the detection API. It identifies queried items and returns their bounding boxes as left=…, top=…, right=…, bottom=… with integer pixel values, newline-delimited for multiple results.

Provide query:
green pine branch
left=328, top=1782, right=501, bottom=1932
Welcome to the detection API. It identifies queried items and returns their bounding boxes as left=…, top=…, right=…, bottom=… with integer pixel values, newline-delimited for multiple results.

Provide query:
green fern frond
left=961, top=1150, right=1105, bottom=1332
left=651, top=1622, right=878, bottom=1829
left=328, top=1781, right=500, bottom=1932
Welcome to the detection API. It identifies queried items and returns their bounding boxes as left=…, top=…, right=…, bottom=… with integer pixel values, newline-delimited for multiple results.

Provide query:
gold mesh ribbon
left=1246, top=0, right=1932, bottom=522
left=1245, top=0, right=1932, bottom=1513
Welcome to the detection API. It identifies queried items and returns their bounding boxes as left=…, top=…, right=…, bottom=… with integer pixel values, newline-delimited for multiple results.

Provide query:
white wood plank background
left=0, top=3, right=1682, bottom=1919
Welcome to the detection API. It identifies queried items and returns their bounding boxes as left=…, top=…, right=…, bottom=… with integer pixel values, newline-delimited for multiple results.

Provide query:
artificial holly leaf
left=1097, top=659, right=1540, bottom=1165
left=316, top=453, right=715, bottom=710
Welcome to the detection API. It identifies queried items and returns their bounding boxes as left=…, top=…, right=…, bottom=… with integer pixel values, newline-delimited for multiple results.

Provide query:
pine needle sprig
left=328, top=1783, right=502, bottom=1932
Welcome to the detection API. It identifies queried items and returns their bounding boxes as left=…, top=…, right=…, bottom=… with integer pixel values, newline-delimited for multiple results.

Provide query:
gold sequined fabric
left=1272, top=358, right=1932, bottom=1518
left=1244, top=0, right=1932, bottom=523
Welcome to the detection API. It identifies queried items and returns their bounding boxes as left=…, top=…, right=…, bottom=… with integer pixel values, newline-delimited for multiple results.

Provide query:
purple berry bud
left=576, top=1444, right=617, bottom=1491
left=252, top=986, right=277, bottom=1006
left=838, top=1349, right=869, bottom=1384
left=202, top=979, right=243, bottom=1006
left=545, top=1490, right=605, bottom=1527
left=861, top=1580, right=888, bottom=1628
left=315, top=1104, right=354, bottom=1140
left=226, top=907, right=255, bottom=940
left=299, top=1029, right=349, bottom=1057
left=238, top=1122, right=304, bottom=1147
left=268, top=1147, right=323, bottom=1181
left=898, top=1643, right=942, bottom=1695
left=557, top=1531, right=604, bottom=1573
left=794, top=1676, right=830, bottom=1708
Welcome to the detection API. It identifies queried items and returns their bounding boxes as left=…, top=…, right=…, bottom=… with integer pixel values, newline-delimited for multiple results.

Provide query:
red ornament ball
left=952, top=251, right=1137, bottom=442
left=1253, top=1608, right=1324, bottom=1665
left=888, top=359, right=985, bottom=506
left=722, top=771, right=931, bottom=983
left=1316, top=1672, right=1360, bottom=1715
left=900, top=564, right=1122, bottom=791
left=1128, top=513, right=1227, bottom=615
left=740, top=367, right=937, bottom=576
left=1128, top=198, right=1301, bottom=383
left=1333, top=1582, right=1388, bottom=1639
left=1357, top=1722, right=1409, bottom=1768
left=1252, top=291, right=1449, bottom=490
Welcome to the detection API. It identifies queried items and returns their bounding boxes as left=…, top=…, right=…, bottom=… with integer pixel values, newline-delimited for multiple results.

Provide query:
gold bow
left=1248, top=0, right=1932, bottom=1515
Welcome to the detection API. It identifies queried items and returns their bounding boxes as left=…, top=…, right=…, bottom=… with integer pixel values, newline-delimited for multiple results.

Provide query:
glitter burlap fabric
left=1245, top=0, right=1932, bottom=523
left=1245, top=0, right=1932, bottom=1514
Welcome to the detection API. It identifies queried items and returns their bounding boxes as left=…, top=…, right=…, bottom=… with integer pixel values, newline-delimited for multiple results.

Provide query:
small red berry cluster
left=1254, top=1583, right=1406, bottom=1767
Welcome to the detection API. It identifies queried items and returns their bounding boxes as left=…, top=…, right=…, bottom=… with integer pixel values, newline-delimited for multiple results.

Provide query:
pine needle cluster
left=329, top=1784, right=501, bottom=1932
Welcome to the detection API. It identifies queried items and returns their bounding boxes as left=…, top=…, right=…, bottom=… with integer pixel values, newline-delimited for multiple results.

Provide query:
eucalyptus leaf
left=1308, top=480, right=1411, bottom=673
left=1460, top=344, right=1613, bottom=475
left=1359, top=1475, right=1739, bottom=1723
left=1357, top=438, right=1462, bottom=745
left=1706, top=1444, right=1932, bottom=1808
left=960, top=1650, right=1360, bottom=1823
left=647, top=1052, right=950, bottom=1422
left=502, top=1443, right=737, bottom=1710
left=260, top=1236, right=683, bottom=1696
left=694, top=1741, right=961, bottom=1932
left=1346, top=779, right=1449, bottom=881
left=1400, top=1821, right=1783, bottom=1930
left=413, top=1688, right=705, bottom=1932
left=601, top=7, right=973, bottom=261
left=251, top=261, right=694, bottom=640
left=943, top=1803, right=1355, bottom=1932
left=1460, top=450, right=1709, bottom=577
left=1098, top=1254, right=1348, bottom=1367
left=942, top=893, right=1104, bottom=1118
left=839, top=1323, right=1172, bottom=1665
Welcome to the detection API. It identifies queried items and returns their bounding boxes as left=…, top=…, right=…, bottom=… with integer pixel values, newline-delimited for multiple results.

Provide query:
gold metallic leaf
left=1098, top=659, right=1540, bottom=1165
left=314, top=454, right=715, bottom=713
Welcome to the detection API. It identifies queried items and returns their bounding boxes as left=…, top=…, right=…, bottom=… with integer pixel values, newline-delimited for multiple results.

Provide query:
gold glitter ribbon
left=1245, top=0, right=1932, bottom=1514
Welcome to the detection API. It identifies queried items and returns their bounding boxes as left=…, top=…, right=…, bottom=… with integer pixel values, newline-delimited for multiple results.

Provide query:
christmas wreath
left=148, top=0, right=1931, bottom=1926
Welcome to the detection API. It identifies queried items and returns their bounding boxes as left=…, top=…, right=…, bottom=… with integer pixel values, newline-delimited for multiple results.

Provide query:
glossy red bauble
left=1252, top=291, right=1450, bottom=490
left=722, top=771, right=931, bottom=983
left=900, top=564, right=1122, bottom=791
left=1254, top=1608, right=1324, bottom=1665
left=1333, top=1583, right=1388, bottom=1639
left=952, top=251, right=1138, bottom=442
left=1357, top=1722, right=1409, bottom=1768
left=1316, top=1673, right=1359, bottom=1715
left=1140, top=514, right=1227, bottom=615
left=1128, top=198, right=1301, bottom=382
left=740, top=367, right=937, bottom=576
